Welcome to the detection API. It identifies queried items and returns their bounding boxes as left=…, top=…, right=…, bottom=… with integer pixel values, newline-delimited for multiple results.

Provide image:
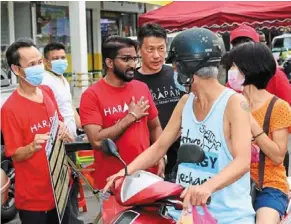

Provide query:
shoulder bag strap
left=258, top=96, right=278, bottom=190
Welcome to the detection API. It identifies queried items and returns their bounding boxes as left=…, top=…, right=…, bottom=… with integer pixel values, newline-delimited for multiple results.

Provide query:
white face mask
left=228, top=67, right=245, bottom=92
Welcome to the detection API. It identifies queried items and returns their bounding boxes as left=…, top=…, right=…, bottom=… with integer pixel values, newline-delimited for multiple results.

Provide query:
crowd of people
left=1, top=22, right=291, bottom=224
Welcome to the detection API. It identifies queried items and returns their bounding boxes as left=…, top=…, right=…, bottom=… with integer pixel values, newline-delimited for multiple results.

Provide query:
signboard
left=45, top=112, right=70, bottom=223
left=101, top=1, right=144, bottom=13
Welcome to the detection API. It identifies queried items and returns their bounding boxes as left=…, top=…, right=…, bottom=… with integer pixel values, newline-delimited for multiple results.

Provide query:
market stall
left=138, top=1, right=291, bottom=33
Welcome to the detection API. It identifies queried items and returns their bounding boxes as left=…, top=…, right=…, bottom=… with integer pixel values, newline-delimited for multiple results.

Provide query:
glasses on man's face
left=115, top=56, right=141, bottom=63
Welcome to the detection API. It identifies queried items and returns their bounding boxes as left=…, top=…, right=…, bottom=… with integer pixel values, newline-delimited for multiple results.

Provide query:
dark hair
left=257, top=31, right=264, bottom=35
left=220, top=51, right=232, bottom=70
left=44, top=42, right=66, bottom=59
left=6, top=38, right=36, bottom=68
left=137, top=23, right=167, bottom=45
left=228, top=42, right=276, bottom=89
left=231, top=36, right=253, bottom=48
left=102, top=36, right=137, bottom=68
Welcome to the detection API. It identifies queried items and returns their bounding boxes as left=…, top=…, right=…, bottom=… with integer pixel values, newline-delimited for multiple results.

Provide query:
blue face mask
left=23, top=64, right=45, bottom=86
left=173, top=71, right=186, bottom=93
left=51, top=59, right=68, bottom=75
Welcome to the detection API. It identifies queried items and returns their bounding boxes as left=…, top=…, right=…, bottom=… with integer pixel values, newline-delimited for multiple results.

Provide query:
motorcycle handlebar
left=160, top=195, right=211, bottom=209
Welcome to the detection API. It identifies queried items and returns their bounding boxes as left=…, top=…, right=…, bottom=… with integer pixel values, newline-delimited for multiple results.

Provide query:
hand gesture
left=157, top=158, right=165, bottom=178
left=30, top=133, right=50, bottom=152
left=103, top=169, right=125, bottom=194
left=181, top=183, right=213, bottom=208
left=58, top=122, right=74, bottom=143
left=128, top=96, right=150, bottom=121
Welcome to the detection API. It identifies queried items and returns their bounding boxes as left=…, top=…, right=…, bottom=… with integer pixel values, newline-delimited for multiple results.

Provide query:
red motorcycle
left=64, top=139, right=206, bottom=224
left=100, top=139, right=206, bottom=224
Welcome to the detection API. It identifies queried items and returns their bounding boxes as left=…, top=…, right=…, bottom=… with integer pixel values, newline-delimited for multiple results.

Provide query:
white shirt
left=42, top=71, right=77, bottom=137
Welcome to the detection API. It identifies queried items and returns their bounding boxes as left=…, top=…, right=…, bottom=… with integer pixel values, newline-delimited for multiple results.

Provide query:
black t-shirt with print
left=135, top=65, right=183, bottom=128
left=135, top=65, right=184, bottom=174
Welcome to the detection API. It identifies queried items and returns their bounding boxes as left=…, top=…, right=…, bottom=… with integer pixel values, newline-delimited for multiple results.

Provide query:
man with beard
left=79, top=36, right=163, bottom=222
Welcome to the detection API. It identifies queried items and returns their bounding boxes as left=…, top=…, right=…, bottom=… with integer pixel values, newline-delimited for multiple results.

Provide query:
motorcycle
left=1, top=168, right=10, bottom=205
left=64, top=139, right=206, bottom=224
left=65, top=138, right=291, bottom=224
left=1, top=144, right=17, bottom=223
left=105, top=142, right=291, bottom=224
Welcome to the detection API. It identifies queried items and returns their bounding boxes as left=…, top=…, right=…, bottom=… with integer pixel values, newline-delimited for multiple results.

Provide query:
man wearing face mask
left=42, top=42, right=81, bottom=137
left=1, top=38, right=73, bottom=223
left=79, top=36, right=163, bottom=222
left=134, top=23, right=185, bottom=177
left=225, top=24, right=291, bottom=105
left=42, top=43, right=84, bottom=223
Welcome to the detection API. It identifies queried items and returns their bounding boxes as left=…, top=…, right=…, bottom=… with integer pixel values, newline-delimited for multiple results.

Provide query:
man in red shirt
left=1, top=38, right=72, bottom=224
left=225, top=25, right=291, bottom=105
left=79, top=36, right=163, bottom=221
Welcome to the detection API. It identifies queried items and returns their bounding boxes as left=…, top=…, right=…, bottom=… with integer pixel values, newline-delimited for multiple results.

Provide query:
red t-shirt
left=266, top=68, right=291, bottom=105
left=80, top=79, right=159, bottom=189
left=1, top=85, right=63, bottom=211
left=226, top=68, right=291, bottom=105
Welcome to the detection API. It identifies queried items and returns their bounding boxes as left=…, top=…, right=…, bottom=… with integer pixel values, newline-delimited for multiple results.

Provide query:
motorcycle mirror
left=101, top=138, right=120, bottom=158
left=101, top=138, right=129, bottom=176
left=177, top=144, right=205, bottom=164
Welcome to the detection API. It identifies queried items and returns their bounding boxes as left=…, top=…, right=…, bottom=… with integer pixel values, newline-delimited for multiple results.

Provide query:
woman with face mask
left=227, top=42, right=291, bottom=224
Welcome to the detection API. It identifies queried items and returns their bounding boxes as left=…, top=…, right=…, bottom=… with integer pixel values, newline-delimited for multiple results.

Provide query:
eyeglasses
left=115, top=56, right=141, bottom=63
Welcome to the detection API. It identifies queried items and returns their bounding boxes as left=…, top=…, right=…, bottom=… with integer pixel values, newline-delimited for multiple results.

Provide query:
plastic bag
left=177, top=205, right=217, bottom=224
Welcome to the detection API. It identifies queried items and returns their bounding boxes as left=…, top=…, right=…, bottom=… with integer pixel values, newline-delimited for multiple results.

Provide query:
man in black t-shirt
left=134, top=23, right=184, bottom=176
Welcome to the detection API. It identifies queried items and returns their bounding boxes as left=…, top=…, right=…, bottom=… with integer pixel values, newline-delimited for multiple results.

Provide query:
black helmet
left=166, top=28, right=222, bottom=85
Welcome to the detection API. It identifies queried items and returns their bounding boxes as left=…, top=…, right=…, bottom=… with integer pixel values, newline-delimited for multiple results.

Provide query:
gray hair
left=195, top=66, right=218, bottom=79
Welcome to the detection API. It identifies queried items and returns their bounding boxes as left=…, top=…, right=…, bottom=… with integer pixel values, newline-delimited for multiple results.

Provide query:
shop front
left=1, top=1, right=163, bottom=82
left=101, top=11, right=137, bottom=41
left=100, top=1, right=144, bottom=42
left=35, top=2, right=95, bottom=73
left=34, top=1, right=144, bottom=71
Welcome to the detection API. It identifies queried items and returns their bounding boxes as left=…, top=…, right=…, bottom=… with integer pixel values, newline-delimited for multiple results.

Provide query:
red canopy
left=138, top=1, right=291, bottom=32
